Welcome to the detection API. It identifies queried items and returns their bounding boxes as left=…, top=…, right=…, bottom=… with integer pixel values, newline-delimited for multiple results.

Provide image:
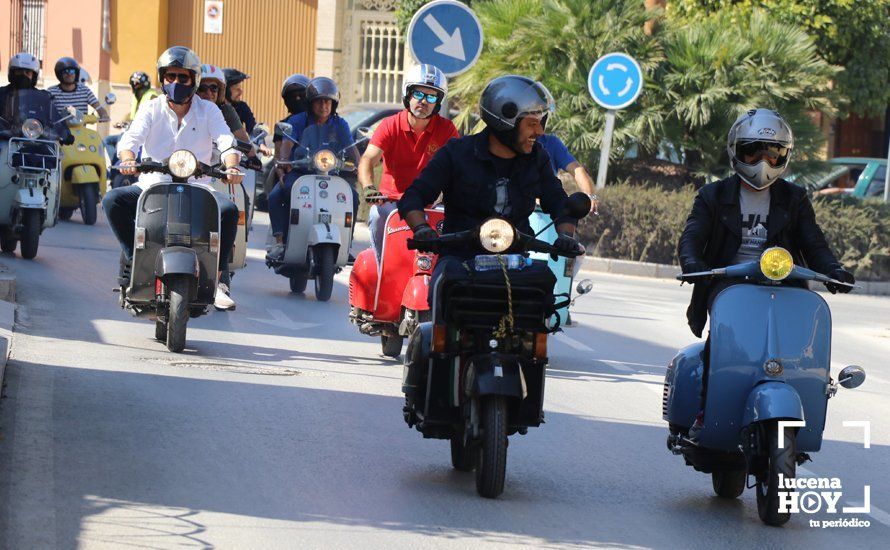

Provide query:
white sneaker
left=214, top=283, right=236, bottom=311
left=266, top=243, right=285, bottom=262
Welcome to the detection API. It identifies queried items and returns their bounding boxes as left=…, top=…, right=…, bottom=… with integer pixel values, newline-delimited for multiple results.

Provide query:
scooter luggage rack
left=443, top=281, right=549, bottom=332
left=8, top=138, right=59, bottom=172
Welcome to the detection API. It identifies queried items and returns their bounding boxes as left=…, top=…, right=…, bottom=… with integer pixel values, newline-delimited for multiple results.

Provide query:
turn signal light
left=237, top=211, right=246, bottom=226
left=534, top=333, right=548, bottom=359
left=134, top=227, right=146, bottom=249
left=344, top=212, right=353, bottom=228
left=432, top=325, right=446, bottom=353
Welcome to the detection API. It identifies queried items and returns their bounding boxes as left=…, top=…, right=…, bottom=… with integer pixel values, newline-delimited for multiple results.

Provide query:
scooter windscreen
left=298, top=122, right=357, bottom=173
left=0, top=89, right=62, bottom=139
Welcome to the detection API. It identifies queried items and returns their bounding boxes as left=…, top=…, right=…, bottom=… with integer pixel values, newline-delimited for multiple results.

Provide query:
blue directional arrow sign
left=588, top=52, right=644, bottom=110
left=407, top=0, right=484, bottom=77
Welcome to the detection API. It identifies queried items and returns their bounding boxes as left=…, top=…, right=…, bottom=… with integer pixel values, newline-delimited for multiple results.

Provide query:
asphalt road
left=0, top=210, right=888, bottom=549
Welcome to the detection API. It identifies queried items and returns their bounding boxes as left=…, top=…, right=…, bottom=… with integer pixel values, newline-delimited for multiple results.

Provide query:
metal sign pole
left=884, top=136, right=889, bottom=203
left=596, top=110, right=616, bottom=190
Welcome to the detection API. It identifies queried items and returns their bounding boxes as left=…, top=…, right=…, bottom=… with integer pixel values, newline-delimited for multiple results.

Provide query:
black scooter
left=402, top=193, right=591, bottom=498
left=115, top=150, right=231, bottom=352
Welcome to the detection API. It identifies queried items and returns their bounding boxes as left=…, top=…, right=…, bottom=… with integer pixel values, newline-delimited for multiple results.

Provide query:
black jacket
left=232, top=100, right=256, bottom=133
left=398, top=128, right=574, bottom=257
left=678, top=175, right=842, bottom=337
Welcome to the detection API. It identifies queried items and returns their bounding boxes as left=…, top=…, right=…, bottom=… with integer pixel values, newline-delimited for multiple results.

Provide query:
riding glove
left=825, top=267, right=855, bottom=294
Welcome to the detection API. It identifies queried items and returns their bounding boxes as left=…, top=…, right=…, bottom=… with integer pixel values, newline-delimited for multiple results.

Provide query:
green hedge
left=576, top=183, right=890, bottom=280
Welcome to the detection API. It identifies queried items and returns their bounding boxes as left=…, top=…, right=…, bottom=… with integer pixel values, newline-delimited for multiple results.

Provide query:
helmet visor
left=736, top=140, right=790, bottom=167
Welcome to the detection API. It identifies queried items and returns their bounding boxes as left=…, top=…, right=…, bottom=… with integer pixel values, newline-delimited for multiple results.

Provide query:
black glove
left=682, top=261, right=712, bottom=283
left=363, top=185, right=387, bottom=204
left=550, top=233, right=582, bottom=260
left=60, top=133, right=75, bottom=146
left=825, top=267, right=855, bottom=294
left=411, top=223, right=438, bottom=242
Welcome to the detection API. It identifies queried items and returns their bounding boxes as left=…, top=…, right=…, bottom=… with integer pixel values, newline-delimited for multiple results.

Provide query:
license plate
left=319, top=213, right=332, bottom=224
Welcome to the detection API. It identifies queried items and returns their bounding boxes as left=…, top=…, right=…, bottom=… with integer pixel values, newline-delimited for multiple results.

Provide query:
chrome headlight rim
left=313, top=149, right=338, bottom=173
left=168, top=149, right=198, bottom=179
left=21, top=118, right=43, bottom=139
left=760, top=246, right=794, bottom=281
left=479, top=217, right=516, bottom=253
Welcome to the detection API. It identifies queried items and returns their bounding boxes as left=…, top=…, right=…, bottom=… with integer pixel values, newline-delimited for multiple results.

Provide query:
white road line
left=554, top=332, right=594, bottom=352
left=797, top=466, right=890, bottom=526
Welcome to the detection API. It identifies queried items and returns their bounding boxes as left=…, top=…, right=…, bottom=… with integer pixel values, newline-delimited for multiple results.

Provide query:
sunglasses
left=737, top=140, right=789, bottom=160
left=163, top=72, right=192, bottom=85
left=410, top=89, right=439, bottom=104
left=197, top=84, right=219, bottom=93
left=62, top=68, right=77, bottom=75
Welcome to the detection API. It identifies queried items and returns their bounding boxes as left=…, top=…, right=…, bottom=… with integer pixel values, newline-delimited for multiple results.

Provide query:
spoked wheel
left=289, top=272, right=308, bottom=293
left=712, top=469, right=747, bottom=498
left=381, top=335, right=404, bottom=358
left=0, top=232, right=17, bottom=253
left=756, top=421, right=796, bottom=526
left=475, top=396, right=508, bottom=498
left=313, top=245, right=336, bottom=302
left=451, top=427, right=476, bottom=472
left=19, top=209, right=41, bottom=260
left=154, top=319, right=168, bottom=342
left=166, top=275, right=191, bottom=353
left=78, top=183, right=99, bottom=225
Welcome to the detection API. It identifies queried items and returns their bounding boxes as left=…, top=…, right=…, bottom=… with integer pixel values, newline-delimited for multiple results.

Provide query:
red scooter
left=349, top=207, right=445, bottom=358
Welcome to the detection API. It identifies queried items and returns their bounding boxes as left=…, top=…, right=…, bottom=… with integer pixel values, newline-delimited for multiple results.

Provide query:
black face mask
left=163, top=82, right=195, bottom=104
left=284, top=95, right=307, bottom=115
left=10, top=74, right=33, bottom=89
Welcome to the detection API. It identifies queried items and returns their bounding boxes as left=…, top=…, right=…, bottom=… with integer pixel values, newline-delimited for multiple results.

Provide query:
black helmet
left=54, top=57, right=80, bottom=82
left=223, top=68, right=249, bottom=101
left=157, top=46, right=201, bottom=103
left=281, top=73, right=310, bottom=97
left=480, top=75, right=554, bottom=152
left=129, top=71, right=151, bottom=92
left=306, top=77, right=340, bottom=114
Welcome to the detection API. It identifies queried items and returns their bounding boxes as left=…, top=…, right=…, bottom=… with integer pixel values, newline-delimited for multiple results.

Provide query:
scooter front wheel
left=19, top=209, right=41, bottom=260
left=313, top=245, right=336, bottom=302
left=166, top=275, right=191, bottom=353
left=476, top=396, right=508, bottom=498
left=756, top=421, right=796, bottom=526
left=78, top=183, right=99, bottom=226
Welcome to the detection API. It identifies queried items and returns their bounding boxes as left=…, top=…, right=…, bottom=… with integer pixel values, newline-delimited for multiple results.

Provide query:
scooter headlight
left=479, top=218, right=515, bottom=253
left=760, top=247, right=793, bottom=281
left=21, top=118, right=43, bottom=139
left=313, top=149, right=337, bottom=173
left=168, top=149, right=198, bottom=178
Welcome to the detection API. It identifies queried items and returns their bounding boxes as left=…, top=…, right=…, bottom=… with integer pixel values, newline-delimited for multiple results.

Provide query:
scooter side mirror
left=838, top=365, right=866, bottom=389
left=275, top=122, right=293, bottom=137
left=563, top=192, right=592, bottom=220
left=575, top=279, right=593, bottom=295
left=66, top=105, right=78, bottom=116
left=251, top=124, right=269, bottom=142
left=355, top=126, right=372, bottom=139
left=104, top=93, right=117, bottom=106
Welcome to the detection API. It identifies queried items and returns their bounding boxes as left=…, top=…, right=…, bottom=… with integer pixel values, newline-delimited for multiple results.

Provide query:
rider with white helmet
left=357, top=63, right=459, bottom=260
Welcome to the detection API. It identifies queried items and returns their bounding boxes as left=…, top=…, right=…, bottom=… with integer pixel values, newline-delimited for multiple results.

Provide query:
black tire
left=756, top=421, right=796, bottom=526
left=712, top=469, right=747, bottom=498
left=381, top=335, right=404, bottom=358
left=19, top=209, right=41, bottom=260
left=313, top=245, right=336, bottom=302
left=451, top=429, right=476, bottom=472
left=0, top=233, right=16, bottom=253
left=58, top=207, right=75, bottom=221
left=154, top=320, right=167, bottom=342
left=476, top=396, right=508, bottom=498
left=289, top=272, right=308, bottom=293
left=166, top=275, right=191, bottom=353
left=78, top=183, right=99, bottom=225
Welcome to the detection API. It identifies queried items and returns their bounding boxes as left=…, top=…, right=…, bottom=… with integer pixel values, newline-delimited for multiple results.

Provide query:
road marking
left=248, top=308, right=320, bottom=331
left=554, top=332, right=594, bottom=352
left=798, top=466, right=889, bottom=526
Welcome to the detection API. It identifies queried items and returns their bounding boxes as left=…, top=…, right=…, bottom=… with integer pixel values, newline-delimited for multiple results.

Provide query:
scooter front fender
left=401, top=274, right=431, bottom=311
left=70, top=164, right=101, bottom=184
left=741, top=381, right=804, bottom=428
left=16, top=187, right=45, bottom=209
left=154, top=247, right=200, bottom=278
left=307, top=223, right=341, bottom=246
left=466, top=353, right=526, bottom=399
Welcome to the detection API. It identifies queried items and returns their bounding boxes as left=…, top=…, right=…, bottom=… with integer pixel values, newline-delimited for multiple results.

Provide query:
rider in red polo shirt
left=358, top=64, right=459, bottom=260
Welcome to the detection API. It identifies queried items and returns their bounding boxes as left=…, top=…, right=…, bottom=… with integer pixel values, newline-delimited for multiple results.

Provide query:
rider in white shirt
left=103, top=46, right=243, bottom=311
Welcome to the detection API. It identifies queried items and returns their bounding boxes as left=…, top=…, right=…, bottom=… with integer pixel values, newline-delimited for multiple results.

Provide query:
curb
left=578, top=255, right=890, bottom=296
left=0, top=262, right=15, bottom=392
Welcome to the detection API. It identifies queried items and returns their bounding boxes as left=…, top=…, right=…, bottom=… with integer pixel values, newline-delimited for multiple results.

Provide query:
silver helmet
left=727, top=108, right=794, bottom=190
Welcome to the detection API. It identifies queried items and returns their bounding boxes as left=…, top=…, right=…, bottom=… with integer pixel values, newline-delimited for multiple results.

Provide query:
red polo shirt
left=370, top=110, right=459, bottom=200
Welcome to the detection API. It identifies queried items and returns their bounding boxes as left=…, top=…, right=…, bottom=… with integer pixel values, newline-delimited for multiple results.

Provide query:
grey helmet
left=281, top=73, right=310, bottom=97
left=480, top=75, right=554, bottom=152
left=156, top=46, right=202, bottom=100
left=8, top=52, right=41, bottom=86
left=727, top=108, right=794, bottom=190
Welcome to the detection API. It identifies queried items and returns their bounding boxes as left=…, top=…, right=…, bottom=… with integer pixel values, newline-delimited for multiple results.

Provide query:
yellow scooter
left=58, top=94, right=115, bottom=225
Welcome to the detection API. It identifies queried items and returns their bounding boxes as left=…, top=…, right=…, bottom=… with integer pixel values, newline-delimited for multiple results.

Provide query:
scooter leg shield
left=348, top=249, right=378, bottom=311
left=401, top=274, right=432, bottom=312
left=741, top=382, right=804, bottom=428
left=664, top=342, right=705, bottom=428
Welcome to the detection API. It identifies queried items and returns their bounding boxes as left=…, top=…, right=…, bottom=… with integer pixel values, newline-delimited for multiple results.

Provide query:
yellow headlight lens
left=760, top=247, right=793, bottom=281
left=313, top=149, right=337, bottom=173
left=479, top=218, right=515, bottom=253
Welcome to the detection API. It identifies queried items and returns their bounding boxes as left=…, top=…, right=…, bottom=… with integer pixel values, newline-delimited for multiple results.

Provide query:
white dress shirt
left=118, top=95, right=240, bottom=189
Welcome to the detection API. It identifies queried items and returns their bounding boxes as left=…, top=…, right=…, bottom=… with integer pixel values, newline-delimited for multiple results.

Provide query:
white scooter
left=266, top=121, right=365, bottom=301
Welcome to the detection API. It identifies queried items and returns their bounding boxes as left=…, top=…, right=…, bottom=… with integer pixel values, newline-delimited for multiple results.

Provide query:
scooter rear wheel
left=289, top=273, right=308, bottom=293
left=381, top=335, right=404, bottom=358
left=166, top=275, right=191, bottom=353
left=154, top=319, right=167, bottom=342
left=756, top=421, right=796, bottom=526
left=712, top=469, right=747, bottom=498
left=58, top=208, right=75, bottom=221
left=0, top=233, right=16, bottom=253
left=451, top=428, right=476, bottom=472
left=476, top=396, right=508, bottom=498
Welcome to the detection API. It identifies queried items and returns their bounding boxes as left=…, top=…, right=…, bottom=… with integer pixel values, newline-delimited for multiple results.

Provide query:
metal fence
left=358, top=19, right=404, bottom=104
left=9, top=0, right=46, bottom=61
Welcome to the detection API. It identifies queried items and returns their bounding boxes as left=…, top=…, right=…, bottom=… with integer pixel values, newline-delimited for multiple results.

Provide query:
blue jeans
left=368, top=201, right=398, bottom=261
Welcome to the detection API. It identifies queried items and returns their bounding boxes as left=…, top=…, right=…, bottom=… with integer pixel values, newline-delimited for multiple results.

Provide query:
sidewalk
left=0, top=262, right=15, bottom=390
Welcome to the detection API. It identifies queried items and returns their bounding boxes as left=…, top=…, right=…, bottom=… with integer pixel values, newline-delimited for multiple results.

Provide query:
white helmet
left=78, top=68, right=92, bottom=85
left=201, top=63, right=226, bottom=84
left=727, top=108, right=794, bottom=190
left=402, top=63, right=447, bottom=113
left=8, top=52, right=41, bottom=86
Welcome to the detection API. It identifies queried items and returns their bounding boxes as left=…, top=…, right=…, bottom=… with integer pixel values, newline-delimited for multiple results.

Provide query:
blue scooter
left=662, top=247, right=866, bottom=526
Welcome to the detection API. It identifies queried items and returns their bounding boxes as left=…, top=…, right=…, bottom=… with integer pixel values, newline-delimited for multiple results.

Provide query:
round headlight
left=760, top=247, right=793, bottom=281
left=416, top=255, right=433, bottom=271
left=76, top=143, right=87, bottom=152
left=313, top=149, right=337, bottom=173
left=479, top=218, right=515, bottom=253
left=21, top=118, right=43, bottom=139
left=168, top=150, right=198, bottom=178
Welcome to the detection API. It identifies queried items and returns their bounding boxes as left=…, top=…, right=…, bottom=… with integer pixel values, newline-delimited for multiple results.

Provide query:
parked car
left=799, top=157, right=886, bottom=199
left=339, top=103, right=403, bottom=155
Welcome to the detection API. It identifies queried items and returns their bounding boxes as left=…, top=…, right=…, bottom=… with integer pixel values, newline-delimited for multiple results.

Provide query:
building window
left=358, top=20, right=404, bottom=103
left=11, top=0, right=46, bottom=62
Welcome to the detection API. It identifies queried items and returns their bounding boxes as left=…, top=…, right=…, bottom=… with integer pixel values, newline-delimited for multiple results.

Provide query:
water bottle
left=474, top=254, right=532, bottom=272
